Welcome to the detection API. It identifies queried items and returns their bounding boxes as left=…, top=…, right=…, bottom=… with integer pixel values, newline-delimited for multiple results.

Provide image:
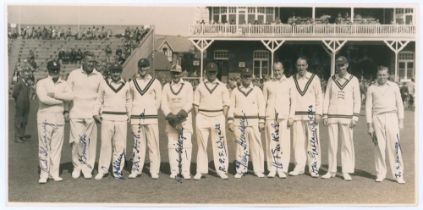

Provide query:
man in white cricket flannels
left=36, top=60, right=73, bottom=184
left=228, top=68, right=266, bottom=179
left=193, top=62, right=230, bottom=180
left=128, top=58, right=162, bottom=179
left=67, top=51, right=103, bottom=179
left=161, top=64, right=194, bottom=179
left=263, top=62, right=296, bottom=179
left=366, top=66, right=405, bottom=184
left=322, top=56, right=361, bottom=181
left=289, top=56, right=323, bottom=178
left=94, top=63, right=131, bottom=180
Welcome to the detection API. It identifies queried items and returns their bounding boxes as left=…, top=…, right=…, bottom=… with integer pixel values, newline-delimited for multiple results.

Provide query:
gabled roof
left=156, top=35, right=194, bottom=53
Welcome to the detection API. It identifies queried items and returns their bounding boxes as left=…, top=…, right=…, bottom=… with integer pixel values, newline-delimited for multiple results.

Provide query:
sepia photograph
left=3, top=0, right=420, bottom=208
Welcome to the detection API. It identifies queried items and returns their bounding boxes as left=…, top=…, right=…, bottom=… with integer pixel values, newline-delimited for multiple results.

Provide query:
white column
left=271, top=51, right=274, bottom=78
left=200, top=50, right=204, bottom=78
left=211, top=7, right=214, bottom=23
left=273, top=7, right=276, bottom=21
left=351, top=7, right=354, bottom=23
left=393, top=8, right=396, bottom=24
left=219, top=7, right=222, bottom=23
left=394, top=52, right=398, bottom=82
left=331, top=53, right=336, bottom=76
left=236, top=8, right=239, bottom=25
left=312, top=6, right=315, bottom=22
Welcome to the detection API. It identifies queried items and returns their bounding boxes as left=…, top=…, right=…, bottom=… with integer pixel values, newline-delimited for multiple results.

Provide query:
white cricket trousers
left=265, top=119, right=290, bottom=174
left=37, top=117, right=64, bottom=179
left=234, top=125, right=264, bottom=175
left=130, top=124, right=160, bottom=175
left=97, top=120, right=127, bottom=176
left=70, top=118, right=97, bottom=172
left=195, top=113, right=229, bottom=175
left=292, top=120, right=321, bottom=175
left=327, top=121, right=355, bottom=174
left=372, top=112, right=404, bottom=179
left=167, top=128, right=192, bottom=176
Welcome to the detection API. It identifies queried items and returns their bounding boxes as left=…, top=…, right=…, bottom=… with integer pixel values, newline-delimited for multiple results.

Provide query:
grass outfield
left=7, top=99, right=416, bottom=205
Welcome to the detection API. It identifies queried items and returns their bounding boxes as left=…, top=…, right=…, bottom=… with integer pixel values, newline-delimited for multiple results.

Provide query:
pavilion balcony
left=190, top=23, right=416, bottom=39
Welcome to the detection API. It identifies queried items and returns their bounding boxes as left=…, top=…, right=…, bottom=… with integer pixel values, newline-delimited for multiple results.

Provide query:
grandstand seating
left=8, top=25, right=151, bottom=96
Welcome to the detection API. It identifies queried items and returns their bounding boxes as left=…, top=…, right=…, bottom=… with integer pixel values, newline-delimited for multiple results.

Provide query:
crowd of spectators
left=57, top=48, right=84, bottom=64
left=8, top=25, right=149, bottom=41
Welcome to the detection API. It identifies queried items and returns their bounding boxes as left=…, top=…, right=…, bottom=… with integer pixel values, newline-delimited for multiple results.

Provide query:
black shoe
left=14, top=137, right=25, bottom=143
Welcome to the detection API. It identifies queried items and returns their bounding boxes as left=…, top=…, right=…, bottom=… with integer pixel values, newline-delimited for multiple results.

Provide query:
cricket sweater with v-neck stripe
left=292, top=71, right=323, bottom=121
left=227, top=83, right=265, bottom=126
left=129, top=74, right=162, bottom=124
left=193, top=79, right=230, bottom=117
left=323, top=73, right=361, bottom=122
left=97, top=78, right=131, bottom=121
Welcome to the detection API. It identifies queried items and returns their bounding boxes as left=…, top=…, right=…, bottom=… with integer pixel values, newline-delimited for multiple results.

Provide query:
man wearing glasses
left=67, top=51, right=103, bottom=179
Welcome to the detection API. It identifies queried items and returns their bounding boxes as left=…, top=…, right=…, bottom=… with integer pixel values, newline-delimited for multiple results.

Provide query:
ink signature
left=131, top=124, right=142, bottom=173
left=175, top=128, right=186, bottom=183
left=215, top=123, right=227, bottom=172
left=235, top=115, right=249, bottom=173
left=113, top=152, right=125, bottom=177
left=270, top=121, right=283, bottom=169
left=78, top=134, right=90, bottom=169
left=307, top=105, right=319, bottom=175
left=394, top=134, right=402, bottom=178
left=39, top=121, right=50, bottom=173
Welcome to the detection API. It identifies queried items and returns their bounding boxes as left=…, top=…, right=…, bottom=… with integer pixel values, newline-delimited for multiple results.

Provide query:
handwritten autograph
left=78, top=134, right=90, bottom=169
left=175, top=128, right=187, bottom=183
left=39, top=121, right=64, bottom=174
left=39, top=121, right=51, bottom=174
left=131, top=124, right=142, bottom=174
left=307, top=105, right=319, bottom=175
left=235, top=114, right=249, bottom=173
left=215, top=123, right=227, bottom=173
left=394, top=134, right=402, bottom=178
left=270, top=121, right=283, bottom=170
left=112, top=152, right=125, bottom=177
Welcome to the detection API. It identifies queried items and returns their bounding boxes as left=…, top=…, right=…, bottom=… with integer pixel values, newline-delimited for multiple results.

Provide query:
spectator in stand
left=52, top=26, right=57, bottom=39
left=64, top=49, right=71, bottom=64
left=66, top=27, right=72, bottom=40
left=115, top=53, right=126, bottom=65
left=106, top=28, right=112, bottom=39
left=70, top=48, right=77, bottom=63
left=58, top=48, right=65, bottom=64
left=116, top=48, right=123, bottom=57
left=336, top=13, right=343, bottom=24
left=75, top=48, right=83, bottom=64
left=105, top=45, right=112, bottom=63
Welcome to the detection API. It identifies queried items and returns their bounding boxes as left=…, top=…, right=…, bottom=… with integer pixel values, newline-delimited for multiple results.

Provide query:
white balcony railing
left=190, top=24, right=416, bottom=38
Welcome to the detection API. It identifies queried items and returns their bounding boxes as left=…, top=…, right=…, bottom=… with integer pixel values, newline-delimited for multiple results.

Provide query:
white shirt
left=67, top=68, right=102, bottom=119
left=365, top=80, right=404, bottom=123
left=129, top=74, right=162, bottom=124
left=97, top=78, right=131, bottom=121
left=292, top=72, right=323, bottom=121
left=36, top=76, right=73, bottom=123
left=193, top=79, right=230, bottom=117
left=227, top=83, right=265, bottom=126
left=263, top=75, right=296, bottom=120
left=323, top=73, right=361, bottom=122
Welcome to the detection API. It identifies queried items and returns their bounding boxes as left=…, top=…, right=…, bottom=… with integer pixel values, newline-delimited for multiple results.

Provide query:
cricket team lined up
left=35, top=51, right=406, bottom=184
